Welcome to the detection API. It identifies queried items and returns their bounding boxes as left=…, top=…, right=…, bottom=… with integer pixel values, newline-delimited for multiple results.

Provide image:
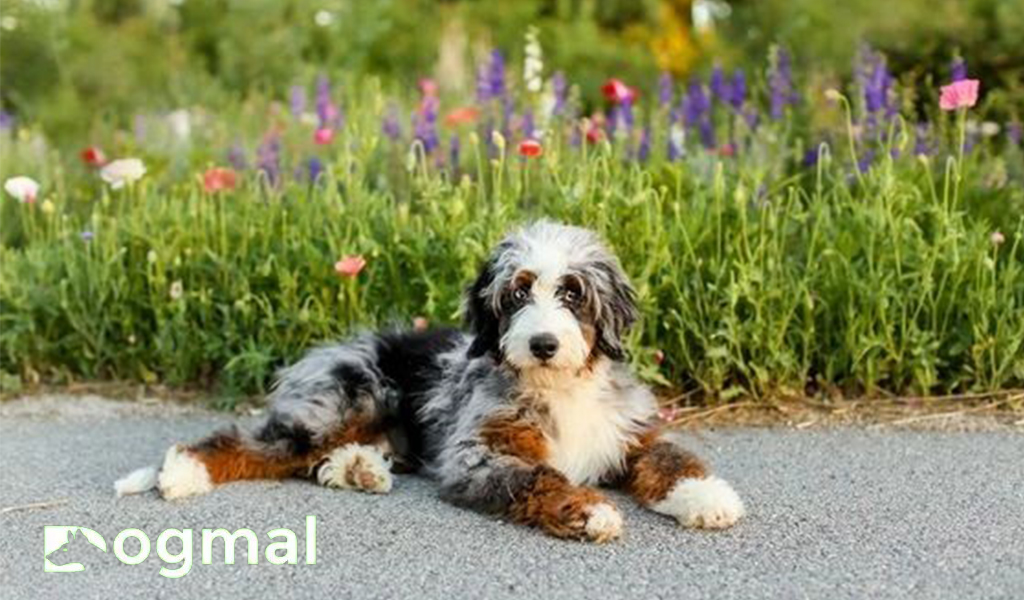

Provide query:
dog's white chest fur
left=539, top=378, right=641, bottom=486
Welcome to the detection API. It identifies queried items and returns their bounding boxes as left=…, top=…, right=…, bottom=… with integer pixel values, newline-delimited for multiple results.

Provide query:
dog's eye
left=512, top=287, right=530, bottom=303
left=562, top=289, right=579, bottom=304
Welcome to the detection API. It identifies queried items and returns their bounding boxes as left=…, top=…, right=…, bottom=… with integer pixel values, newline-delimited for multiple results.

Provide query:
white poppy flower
left=4, top=176, right=40, bottom=203
left=100, top=158, right=146, bottom=189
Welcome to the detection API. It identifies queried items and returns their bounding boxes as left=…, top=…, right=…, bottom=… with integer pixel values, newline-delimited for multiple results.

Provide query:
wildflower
left=307, top=157, right=324, bottom=182
left=667, top=124, right=684, bottom=161
left=0, top=110, right=12, bottom=131
left=413, top=95, right=440, bottom=153
left=4, top=176, right=40, bottom=203
left=951, top=57, right=968, bottom=82
left=990, top=231, right=1005, bottom=246
left=491, top=130, right=506, bottom=151
left=227, top=144, right=247, bottom=170
left=203, top=167, right=237, bottom=193
left=979, top=122, right=1000, bottom=137
left=585, top=123, right=604, bottom=145
left=1008, top=121, right=1023, bottom=146
left=147, top=250, right=158, bottom=264
left=601, top=78, right=638, bottom=104
left=315, top=75, right=341, bottom=128
left=256, top=133, right=281, bottom=185
left=521, top=110, right=536, bottom=140
left=769, top=47, right=796, bottom=120
left=314, top=128, right=334, bottom=145
left=914, top=123, right=934, bottom=157
left=939, top=79, right=980, bottom=111
left=41, top=200, right=55, bottom=214
left=80, top=231, right=94, bottom=243
left=419, top=78, right=439, bottom=98
left=314, top=10, right=334, bottom=27
left=729, top=69, right=747, bottom=110
left=169, top=280, right=184, bottom=301
left=444, top=106, right=480, bottom=127
left=100, top=158, right=146, bottom=189
left=717, top=144, right=735, bottom=158
left=486, top=50, right=506, bottom=100
left=381, top=103, right=402, bottom=141
left=80, top=146, right=106, bottom=167
left=335, top=255, right=367, bottom=278
left=658, top=72, right=674, bottom=109
left=551, top=72, right=567, bottom=117
left=710, top=65, right=728, bottom=102
left=523, top=26, right=544, bottom=93
left=167, top=109, right=191, bottom=142
left=857, top=149, right=876, bottom=173
left=413, top=317, right=429, bottom=331
left=289, top=85, right=307, bottom=116
left=824, top=89, right=842, bottom=102
left=518, top=139, right=543, bottom=158
left=637, top=127, right=651, bottom=163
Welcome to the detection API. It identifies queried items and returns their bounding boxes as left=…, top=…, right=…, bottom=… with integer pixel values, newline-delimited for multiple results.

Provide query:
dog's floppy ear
left=593, top=260, right=639, bottom=362
left=464, top=257, right=501, bottom=359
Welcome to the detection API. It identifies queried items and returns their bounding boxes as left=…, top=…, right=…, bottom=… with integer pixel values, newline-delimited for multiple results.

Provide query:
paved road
left=1, top=396, right=1021, bottom=599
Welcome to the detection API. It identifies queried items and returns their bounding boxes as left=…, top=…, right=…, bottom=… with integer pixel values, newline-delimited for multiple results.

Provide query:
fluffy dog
left=117, top=221, right=744, bottom=541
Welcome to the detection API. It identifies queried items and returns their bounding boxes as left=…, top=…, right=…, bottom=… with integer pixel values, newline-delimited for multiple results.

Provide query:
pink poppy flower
left=334, top=255, right=366, bottom=278
left=601, top=79, right=638, bottom=104
left=314, top=128, right=334, bottom=145
left=444, top=106, right=480, bottom=127
left=939, top=79, right=980, bottom=111
left=419, top=78, right=439, bottom=98
left=80, top=146, right=107, bottom=167
left=413, top=317, right=429, bottom=331
left=517, top=139, right=543, bottom=158
left=203, top=167, right=237, bottom=193
left=4, top=176, right=39, bottom=203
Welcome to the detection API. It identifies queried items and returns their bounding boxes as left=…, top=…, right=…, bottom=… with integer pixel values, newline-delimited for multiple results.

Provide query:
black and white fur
left=117, top=221, right=744, bottom=541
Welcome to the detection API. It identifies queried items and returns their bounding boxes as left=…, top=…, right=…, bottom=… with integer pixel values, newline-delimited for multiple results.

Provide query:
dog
left=117, top=221, right=744, bottom=541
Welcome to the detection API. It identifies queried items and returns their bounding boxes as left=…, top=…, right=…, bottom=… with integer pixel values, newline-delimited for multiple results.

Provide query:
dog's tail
left=114, top=465, right=160, bottom=497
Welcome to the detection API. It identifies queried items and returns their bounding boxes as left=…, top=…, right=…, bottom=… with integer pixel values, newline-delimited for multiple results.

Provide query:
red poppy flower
left=444, top=106, right=480, bottom=127
left=601, top=79, right=638, bottom=104
left=585, top=126, right=604, bottom=144
left=314, top=128, right=334, bottom=145
left=203, top=167, right=238, bottom=193
left=80, top=146, right=107, bottom=167
left=518, top=139, right=543, bottom=158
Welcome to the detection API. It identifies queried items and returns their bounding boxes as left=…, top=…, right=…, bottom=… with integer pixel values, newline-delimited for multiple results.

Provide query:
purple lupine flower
left=769, top=48, right=795, bottom=120
left=501, top=97, right=514, bottom=138
left=382, top=103, right=402, bottom=141
left=0, top=110, right=12, bottom=131
left=488, top=50, right=506, bottom=100
left=521, top=110, right=535, bottom=140
left=290, top=85, right=306, bottom=117
left=315, top=74, right=341, bottom=128
left=710, top=65, right=729, bottom=103
left=227, top=143, right=247, bottom=170
left=951, top=57, right=968, bottom=82
left=606, top=106, right=619, bottom=141
left=802, top=146, right=820, bottom=168
left=683, top=79, right=709, bottom=126
left=621, top=98, right=635, bottom=131
left=1008, top=121, right=1023, bottom=146
left=80, top=230, right=95, bottom=243
left=729, top=69, right=747, bottom=110
left=699, top=120, right=715, bottom=150
left=413, top=96, right=440, bottom=153
left=914, top=122, right=934, bottom=157
left=857, top=149, right=876, bottom=173
left=637, top=127, right=651, bottom=162
left=449, top=134, right=461, bottom=171
left=658, top=72, right=674, bottom=109
left=476, top=63, right=491, bottom=104
left=308, top=157, right=324, bottom=182
left=256, top=133, right=281, bottom=185
left=552, top=71, right=567, bottom=117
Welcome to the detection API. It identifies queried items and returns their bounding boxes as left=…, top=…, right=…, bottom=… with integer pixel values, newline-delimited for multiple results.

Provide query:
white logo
left=43, top=526, right=108, bottom=573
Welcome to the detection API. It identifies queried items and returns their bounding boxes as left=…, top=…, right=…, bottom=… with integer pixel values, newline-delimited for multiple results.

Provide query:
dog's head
left=463, top=221, right=638, bottom=374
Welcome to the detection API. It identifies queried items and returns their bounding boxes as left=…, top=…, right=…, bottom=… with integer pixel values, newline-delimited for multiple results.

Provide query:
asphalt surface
left=1, top=396, right=1022, bottom=599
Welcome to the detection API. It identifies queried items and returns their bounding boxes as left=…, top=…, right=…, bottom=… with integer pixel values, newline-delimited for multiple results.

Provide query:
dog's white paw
left=653, top=476, right=745, bottom=529
left=584, top=502, right=623, bottom=542
left=317, top=444, right=393, bottom=494
left=158, top=445, right=213, bottom=500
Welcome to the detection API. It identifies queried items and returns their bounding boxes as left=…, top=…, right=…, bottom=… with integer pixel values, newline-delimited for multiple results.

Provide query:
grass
left=1, top=70, right=1022, bottom=404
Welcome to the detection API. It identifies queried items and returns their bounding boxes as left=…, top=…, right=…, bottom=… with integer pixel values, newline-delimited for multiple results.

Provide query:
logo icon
left=44, top=526, right=108, bottom=573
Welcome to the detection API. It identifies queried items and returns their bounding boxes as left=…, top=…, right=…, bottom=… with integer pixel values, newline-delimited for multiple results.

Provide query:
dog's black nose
left=529, top=334, right=559, bottom=360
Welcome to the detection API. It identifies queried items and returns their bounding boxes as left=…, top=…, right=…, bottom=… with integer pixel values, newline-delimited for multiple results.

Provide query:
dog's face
left=464, top=222, right=638, bottom=374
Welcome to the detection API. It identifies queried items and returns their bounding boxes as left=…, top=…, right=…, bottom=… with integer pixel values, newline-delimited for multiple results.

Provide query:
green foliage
left=1, top=86, right=1021, bottom=399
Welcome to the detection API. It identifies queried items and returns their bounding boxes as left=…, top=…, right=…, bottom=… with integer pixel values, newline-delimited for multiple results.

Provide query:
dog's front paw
left=317, top=444, right=393, bottom=493
left=582, top=502, right=624, bottom=542
left=653, top=476, right=745, bottom=529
